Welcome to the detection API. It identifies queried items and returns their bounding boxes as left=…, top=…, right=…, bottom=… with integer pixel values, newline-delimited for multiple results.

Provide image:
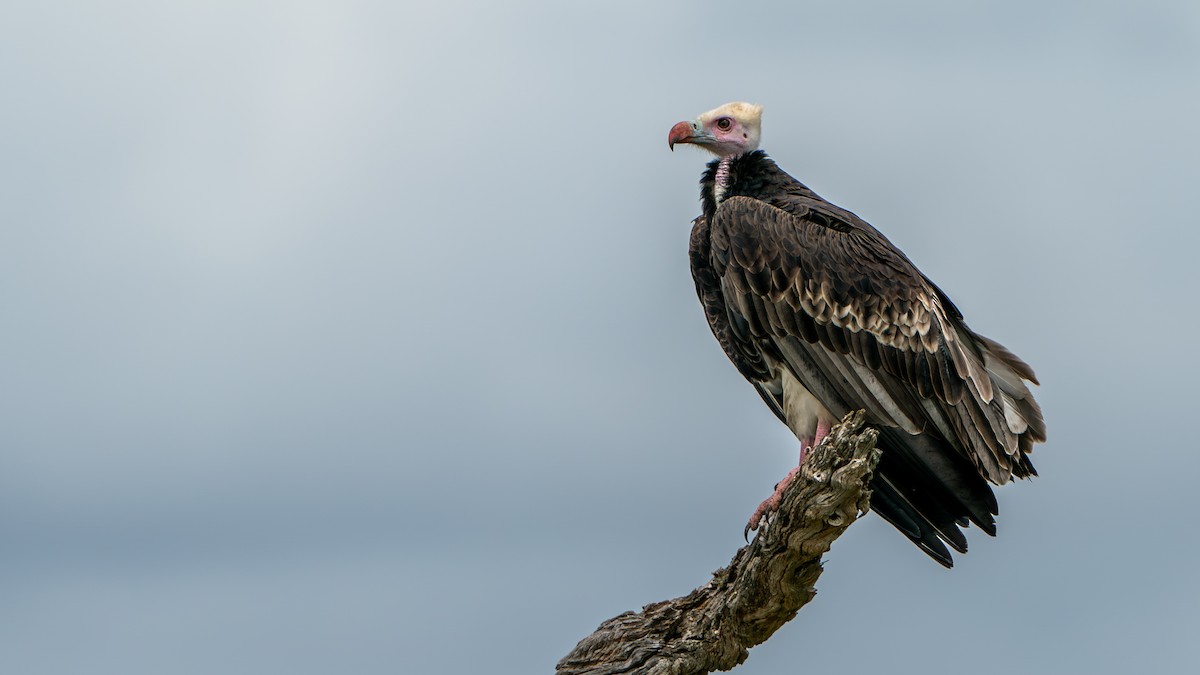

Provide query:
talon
left=744, top=465, right=803, bottom=539
left=744, top=507, right=766, bottom=541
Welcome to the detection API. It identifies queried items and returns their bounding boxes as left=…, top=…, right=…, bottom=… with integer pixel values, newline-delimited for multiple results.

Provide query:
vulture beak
left=668, top=120, right=712, bottom=151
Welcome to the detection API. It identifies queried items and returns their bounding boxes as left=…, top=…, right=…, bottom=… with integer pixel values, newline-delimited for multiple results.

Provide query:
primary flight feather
left=670, top=102, right=1046, bottom=567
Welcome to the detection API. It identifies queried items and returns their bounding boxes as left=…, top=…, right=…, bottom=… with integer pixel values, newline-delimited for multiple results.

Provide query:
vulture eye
left=715, top=117, right=733, bottom=131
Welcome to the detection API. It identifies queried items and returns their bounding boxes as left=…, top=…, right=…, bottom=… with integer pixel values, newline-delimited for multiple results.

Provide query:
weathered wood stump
left=557, top=411, right=880, bottom=675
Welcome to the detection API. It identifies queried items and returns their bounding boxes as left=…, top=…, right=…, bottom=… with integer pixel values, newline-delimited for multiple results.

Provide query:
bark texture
left=557, top=412, right=880, bottom=675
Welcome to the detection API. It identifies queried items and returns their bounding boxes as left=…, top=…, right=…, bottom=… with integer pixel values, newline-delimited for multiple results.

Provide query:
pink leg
left=745, top=419, right=834, bottom=539
left=813, top=419, right=831, bottom=448
left=744, top=465, right=802, bottom=540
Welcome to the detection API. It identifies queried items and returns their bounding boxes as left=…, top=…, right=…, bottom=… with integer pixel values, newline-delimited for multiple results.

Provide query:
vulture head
left=668, top=102, right=763, bottom=158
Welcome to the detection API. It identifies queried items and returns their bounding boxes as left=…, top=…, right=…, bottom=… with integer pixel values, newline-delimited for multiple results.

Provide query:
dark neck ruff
left=700, top=150, right=780, bottom=218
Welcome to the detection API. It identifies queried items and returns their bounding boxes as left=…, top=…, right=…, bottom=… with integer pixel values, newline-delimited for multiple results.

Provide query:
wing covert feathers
left=708, top=195, right=1042, bottom=486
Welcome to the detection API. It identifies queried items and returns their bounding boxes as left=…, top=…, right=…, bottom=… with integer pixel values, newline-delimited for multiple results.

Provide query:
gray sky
left=3, top=1, right=1199, bottom=673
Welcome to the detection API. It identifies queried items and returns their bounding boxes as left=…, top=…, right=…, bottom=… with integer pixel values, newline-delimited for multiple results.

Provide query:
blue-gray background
left=3, top=1, right=1198, bottom=673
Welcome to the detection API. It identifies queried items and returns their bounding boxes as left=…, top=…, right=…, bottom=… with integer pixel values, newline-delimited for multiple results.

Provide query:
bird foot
left=743, top=423, right=832, bottom=540
left=744, top=464, right=804, bottom=540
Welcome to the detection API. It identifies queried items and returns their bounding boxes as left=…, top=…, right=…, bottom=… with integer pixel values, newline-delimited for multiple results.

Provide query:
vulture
left=669, top=102, right=1045, bottom=567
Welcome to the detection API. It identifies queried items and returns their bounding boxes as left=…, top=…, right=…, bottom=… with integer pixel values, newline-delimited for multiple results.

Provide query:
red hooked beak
left=668, top=120, right=697, bottom=150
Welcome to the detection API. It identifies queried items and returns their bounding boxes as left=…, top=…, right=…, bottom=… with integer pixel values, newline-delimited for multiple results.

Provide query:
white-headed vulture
left=671, top=102, right=1046, bottom=567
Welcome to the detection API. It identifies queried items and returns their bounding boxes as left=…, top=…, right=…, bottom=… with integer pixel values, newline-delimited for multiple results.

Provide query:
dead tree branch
left=557, top=411, right=880, bottom=675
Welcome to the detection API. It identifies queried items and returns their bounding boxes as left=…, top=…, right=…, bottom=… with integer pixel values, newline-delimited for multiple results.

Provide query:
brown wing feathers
left=711, top=196, right=1039, bottom=485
